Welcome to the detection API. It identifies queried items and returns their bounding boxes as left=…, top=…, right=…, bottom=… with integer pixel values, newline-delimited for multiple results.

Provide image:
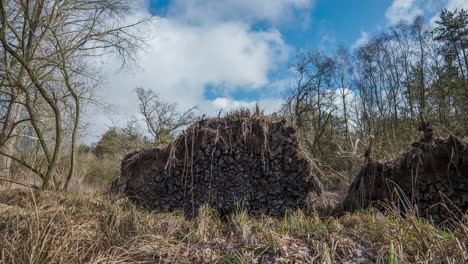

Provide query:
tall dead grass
left=0, top=190, right=466, bottom=263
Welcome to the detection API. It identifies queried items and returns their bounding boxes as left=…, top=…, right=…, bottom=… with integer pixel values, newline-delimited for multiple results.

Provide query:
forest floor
left=0, top=190, right=466, bottom=263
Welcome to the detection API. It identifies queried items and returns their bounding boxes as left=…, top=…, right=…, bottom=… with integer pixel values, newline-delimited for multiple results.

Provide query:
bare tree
left=0, top=0, right=152, bottom=189
left=284, top=51, right=336, bottom=156
left=334, top=47, right=353, bottom=139
left=136, top=87, right=196, bottom=146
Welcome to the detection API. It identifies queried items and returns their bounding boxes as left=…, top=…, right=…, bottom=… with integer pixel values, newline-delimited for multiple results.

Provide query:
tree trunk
left=0, top=96, right=23, bottom=183
left=64, top=92, right=80, bottom=190
left=341, top=89, right=349, bottom=139
left=41, top=108, right=62, bottom=190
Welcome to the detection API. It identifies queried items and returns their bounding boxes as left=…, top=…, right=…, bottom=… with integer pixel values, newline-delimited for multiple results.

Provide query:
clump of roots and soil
left=335, top=134, right=468, bottom=226
left=112, top=116, right=322, bottom=216
left=0, top=190, right=466, bottom=264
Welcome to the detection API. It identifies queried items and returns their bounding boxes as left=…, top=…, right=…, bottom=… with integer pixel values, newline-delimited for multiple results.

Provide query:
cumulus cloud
left=351, top=32, right=369, bottom=50
left=102, top=19, right=288, bottom=107
left=141, top=20, right=288, bottom=93
left=426, top=0, right=468, bottom=25
left=385, top=0, right=423, bottom=24
left=446, top=0, right=468, bottom=10
left=386, top=0, right=467, bottom=25
left=86, top=18, right=290, bottom=142
left=211, top=98, right=256, bottom=110
left=210, top=97, right=284, bottom=113
left=82, top=1, right=317, bottom=142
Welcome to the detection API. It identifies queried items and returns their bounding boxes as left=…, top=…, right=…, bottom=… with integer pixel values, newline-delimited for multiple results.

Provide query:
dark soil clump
left=335, top=135, right=468, bottom=225
left=112, top=116, right=322, bottom=216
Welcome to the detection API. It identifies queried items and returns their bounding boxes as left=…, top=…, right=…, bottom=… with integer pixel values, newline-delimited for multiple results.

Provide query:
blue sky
left=273, top=0, right=391, bottom=50
left=149, top=0, right=391, bottom=48
left=88, top=0, right=467, bottom=142
left=140, top=0, right=457, bottom=103
left=144, top=0, right=395, bottom=103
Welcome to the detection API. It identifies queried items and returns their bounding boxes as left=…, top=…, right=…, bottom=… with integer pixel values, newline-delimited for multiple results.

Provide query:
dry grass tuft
left=0, top=190, right=466, bottom=263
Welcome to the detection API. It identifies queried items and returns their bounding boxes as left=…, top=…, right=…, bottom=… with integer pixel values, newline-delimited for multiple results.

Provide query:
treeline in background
left=0, top=1, right=467, bottom=191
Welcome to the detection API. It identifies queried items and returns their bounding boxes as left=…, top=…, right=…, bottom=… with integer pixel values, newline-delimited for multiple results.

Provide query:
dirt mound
left=112, top=116, right=322, bottom=215
left=335, top=135, right=468, bottom=224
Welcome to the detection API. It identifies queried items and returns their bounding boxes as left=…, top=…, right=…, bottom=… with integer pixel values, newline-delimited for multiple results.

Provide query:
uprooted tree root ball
left=112, top=116, right=322, bottom=215
left=335, top=135, right=468, bottom=225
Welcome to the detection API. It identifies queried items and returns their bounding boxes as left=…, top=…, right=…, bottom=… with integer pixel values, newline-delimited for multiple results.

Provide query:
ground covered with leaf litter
left=0, top=190, right=466, bottom=263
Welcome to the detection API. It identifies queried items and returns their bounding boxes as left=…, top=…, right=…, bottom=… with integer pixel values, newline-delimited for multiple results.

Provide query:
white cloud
left=85, top=18, right=290, bottom=142
left=82, top=1, right=318, bottom=143
left=385, top=0, right=423, bottom=24
left=333, top=88, right=360, bottom=130
left=168, top=0, right=314, bottom=25
left=211, top=98, right=256, bottom=110
left=351, top=32, right=369, bottom=50
left=386, top=0, right=467, bottom=25
left=334, top=88, right=356, bottom=112
left=211, top=97, right=284, bottom=114
left=141, top=20, right=288, bottom=92
left=446, top=0, right=468, bottom=10
left=428, top=0, right=468, bottom=25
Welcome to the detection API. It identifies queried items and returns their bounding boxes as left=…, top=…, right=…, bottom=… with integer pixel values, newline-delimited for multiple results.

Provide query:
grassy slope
left=0, top=190, right=466, bottom=264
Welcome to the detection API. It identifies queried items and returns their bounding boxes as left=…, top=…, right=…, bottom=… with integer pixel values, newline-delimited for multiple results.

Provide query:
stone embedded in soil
left=112, top=116, right=322, bottom=215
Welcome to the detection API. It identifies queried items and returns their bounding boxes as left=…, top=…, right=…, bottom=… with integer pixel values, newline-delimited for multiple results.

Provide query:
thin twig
left=0, top=176, right=36, bottom=189
left=317, top=163, right=351, bottom=183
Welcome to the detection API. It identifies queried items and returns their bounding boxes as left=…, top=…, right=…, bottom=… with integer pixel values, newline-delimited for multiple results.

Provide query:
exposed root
left=334, top=134, right=468, bottom=226
left=113, top=116, right=322, bottom=216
